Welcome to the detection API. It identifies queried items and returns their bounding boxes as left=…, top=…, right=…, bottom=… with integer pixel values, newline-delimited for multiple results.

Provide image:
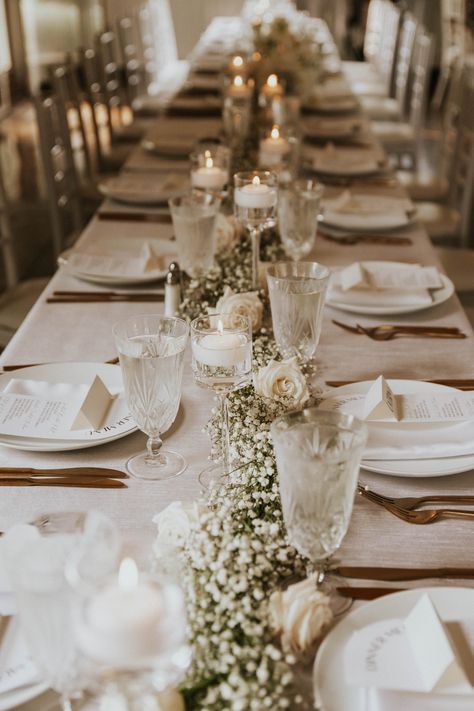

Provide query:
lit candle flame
left=205, top=156, right=214, bottom=169
left=232, top=56, right=244, bottom=68
left=252, top=175, right=261, bottom=187
left=270, top=125, right=280, bottom=140
left=118, top=558, right=138, bottom=590
left=234, top=75, right=244, bottom=88
left=267, top=74, right=278, bottom=88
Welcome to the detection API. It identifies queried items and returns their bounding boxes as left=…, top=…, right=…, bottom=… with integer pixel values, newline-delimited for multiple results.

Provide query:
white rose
left=152, top=501, right=207, bottom=549
left=213, top=286, right=263, bottom=332
left=268, top=576, right=333, bottom=656
left=156, top=689, right=185, bottom=711
left=253, top=357, right=309, bottom=407
left=215, top=213, right=239, bottom=251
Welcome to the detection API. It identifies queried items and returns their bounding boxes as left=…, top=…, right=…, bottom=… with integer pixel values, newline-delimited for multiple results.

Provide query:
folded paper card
left=0, top=376, right=114, bottom=437
left=344, top=594, right=473, bottom=695
left=322, top=376, right=474, bottom=423
left=339, top=263, right=442, bottom=292
left=0, top=617, right=41, bottom=696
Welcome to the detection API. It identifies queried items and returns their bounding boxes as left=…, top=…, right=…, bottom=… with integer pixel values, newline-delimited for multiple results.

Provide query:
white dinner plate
left=0, top=363, right=137, bottom=452
left=320, top=195, right=414, bottom=232
left=59, top=236, right=176, bottom=285
left=320, top=379, right=474, bottom=477
left=313, top=587, right=474, bottom=711
left=98, top=174, right=189, bottom=205
left=326, top=261, right=454, bottom=316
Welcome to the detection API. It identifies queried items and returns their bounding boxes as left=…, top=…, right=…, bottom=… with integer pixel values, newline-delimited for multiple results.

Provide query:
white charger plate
left=320, top=379, right=474, bottom=477
left=326, top=261, right=454, bottom=316
left=0, top=363, right=137, bottom=452
left=313, top=587, right=474, bottom=711
left=59, top=237, right=176, bottom=286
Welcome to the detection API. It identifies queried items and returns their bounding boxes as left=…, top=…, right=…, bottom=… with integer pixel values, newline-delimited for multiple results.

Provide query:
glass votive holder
left=258, top=73, right=285, bottom=110
left=278, top=179, right=324, bottom=260
left=168, top=191, right=221, bottom=278
left=223, top=74, right=254, bottom=102
left=223, top=94, right=251, bottom=145
left=227, top=54, right=250, bottom=78
left=270, top=95, right=301, bottom=130
left=258, top=124, right=300, bottom=176
left=190, top=143, right=231, bottom=193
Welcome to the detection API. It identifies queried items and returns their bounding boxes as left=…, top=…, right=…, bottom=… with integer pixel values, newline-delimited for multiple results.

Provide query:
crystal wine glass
left=234, top=170, right=278, bottom=290
left=278, top=179, right=324, bottom=260
left=271, top=409, right=367, bottom=611
left=191, top=313, right=252, bottom=487
left=2, top=511, right=121, bottom=711
left=113, top=315, right=189, bottom=480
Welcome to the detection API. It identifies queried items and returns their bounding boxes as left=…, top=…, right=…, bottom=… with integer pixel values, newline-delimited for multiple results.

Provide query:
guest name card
left=322, top=376, right=474, bottom=423
left=340, top=263, right=443, bottom=292
left=344, top=595, right=472, bottom=695
left=0, top=376, right=114, bottom=437
left=0, top=617, right=40, bottom=696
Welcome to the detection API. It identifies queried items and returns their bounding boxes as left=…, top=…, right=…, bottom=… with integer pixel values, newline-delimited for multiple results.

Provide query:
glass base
left=316, top=574, right=353, bottom=616
left=198, top=462, right=228, bottom=493
left=126, top=450, right=187, bottom=481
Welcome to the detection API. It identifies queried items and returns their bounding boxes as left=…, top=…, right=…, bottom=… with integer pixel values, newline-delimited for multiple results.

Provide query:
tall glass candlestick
left=234, top=171, right=278, bottom=289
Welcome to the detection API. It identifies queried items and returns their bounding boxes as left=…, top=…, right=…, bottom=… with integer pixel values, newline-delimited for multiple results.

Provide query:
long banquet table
left=3, top=14, right=474, bottom=710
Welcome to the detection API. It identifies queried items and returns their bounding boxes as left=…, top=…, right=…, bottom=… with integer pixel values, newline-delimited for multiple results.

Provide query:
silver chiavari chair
left=34, top=93, right=83, bottom=259
left=116, top=15, right=147, bottom=108
left=0, top=141, right=48, bottom=349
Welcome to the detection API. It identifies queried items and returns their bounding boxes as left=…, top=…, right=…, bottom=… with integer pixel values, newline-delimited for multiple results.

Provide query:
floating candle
left=191, top=152, right=227, bottom=191
left=234, top=175, right=278, bottom=209
left=261, top=74, right=283, bottom=98
left=227, top=74, right=252, bottom=99
left=192, top=328, right=250, bottom=368
left=259, top=125, right=291, bottom=167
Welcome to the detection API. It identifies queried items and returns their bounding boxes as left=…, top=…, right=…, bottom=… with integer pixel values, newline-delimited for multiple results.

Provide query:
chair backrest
left=393, top=13, right=418, bottom=113
left=407, top=32, right=433, bottom=138
left=136, top=3, right=160, bottom=95
left=0, top=150, right=18, bottom=288
left=97, top=30, right=128, bottom=113
left=53, top=64, right=93, bottom=180
left=34, top=93, right=83, bottom=258
left=363, top=0, right=385, bottom=63
left=372, top=1, right=402, bottom=95
left=116, top=16, right=146, bottom=105
left=449, top=71, right=474, bottom=246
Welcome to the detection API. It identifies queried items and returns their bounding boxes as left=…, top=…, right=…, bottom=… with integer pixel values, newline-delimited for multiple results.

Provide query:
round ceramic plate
left=98, top=176, right=188, bottom=205
left=0, top=363, right=137, bottom=452
left=320, top=196, right=414, bottom=232
left=326, top=262, right=454, bottom=316
left=313, top=587, right=474, bottom=711
left=320, top=380, right=474, bottom=477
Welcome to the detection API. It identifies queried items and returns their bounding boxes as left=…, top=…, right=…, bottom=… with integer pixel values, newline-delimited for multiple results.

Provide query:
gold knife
left=337, top=586, right=406, bottom=600
left=0, top=467, right=128, bottom=478
left=0, top=477, right=127, bottom=488
left=334, top=565, right=474, bottom=580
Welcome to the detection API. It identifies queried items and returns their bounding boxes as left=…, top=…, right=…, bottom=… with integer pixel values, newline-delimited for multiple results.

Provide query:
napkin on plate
left=327, top=263, right=437, bottom=308
left=307, top=144, right=384, bottom=175
left=322, top=190, right=413, bottom=230
left=302, top=117, right=363, bottom=138
left=67, top=240, right=174, bottom=278
left=310, top=76, right=353, bottom=101
left=101, top=174, right=189, bottom=202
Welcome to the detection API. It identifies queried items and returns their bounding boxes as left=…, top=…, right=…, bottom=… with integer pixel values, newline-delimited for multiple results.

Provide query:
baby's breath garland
left=158, top=225, right=318, bottom=709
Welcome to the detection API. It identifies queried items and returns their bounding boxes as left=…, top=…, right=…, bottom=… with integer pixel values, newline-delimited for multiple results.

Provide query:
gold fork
left=332, top=319, right=466, bottom=340
left=359, top=486, right=474, bottom=524
left=357, top=484, right=474, bottom=510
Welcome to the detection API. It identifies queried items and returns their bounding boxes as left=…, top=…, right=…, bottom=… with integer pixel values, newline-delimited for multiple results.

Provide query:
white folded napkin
left=67, top=240, right=174, bottom=278
left=327, top=270, right=433, bottom=308
left=366, top=689, right=474, bottom=710
left=322, top=190, right=412, bottom=230
left=310, top=76, right=353, bottom=100
left=307, top=145, right=384, bottom=175
left=302, top=117, right=363, bottom=137
left=101, top=174, right=189, bottom=202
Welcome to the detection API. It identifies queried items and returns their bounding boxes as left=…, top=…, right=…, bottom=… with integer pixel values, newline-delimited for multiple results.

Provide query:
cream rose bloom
left=215, top=213, right=239, bottom=251
left=213, top=286, right=263, bottom=332
left=253, top=357, right=309, bottom=407
left=152, top=501, right=207, bottom=549
left=268, top=576, right=333, bottom=656
left=156, top=689, right=185, bottom=711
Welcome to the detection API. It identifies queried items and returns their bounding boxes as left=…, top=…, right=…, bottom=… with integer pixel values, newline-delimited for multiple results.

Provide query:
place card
left=363, top=375, right=399, bottom=420
left=344, top=594, right=473, bottom=695
left=0, top=376, right=114, bottom=437
left=339, top=263, right=443, bottom=292
left=0, top=617, right=40, bottom=696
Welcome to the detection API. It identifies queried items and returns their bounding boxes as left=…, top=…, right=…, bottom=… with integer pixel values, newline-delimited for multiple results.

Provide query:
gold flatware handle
left=0, top=477, right=127, bottom=488
left=53, top=291, right=164, bottom=297
left=337, top=586, right=406, bottom=600
left=0, top=467, right=128, bottom=478
left=98, top=212, right=172, bottom=223
left=47, top=296, right=164, bottom=303
left=336, top=565, right=474, bottom=580
left=1, top=357, right=119, bottom=371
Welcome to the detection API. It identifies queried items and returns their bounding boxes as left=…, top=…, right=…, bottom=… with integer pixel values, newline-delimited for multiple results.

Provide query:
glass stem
left=218, top=391, right=231, bottom=475
left=250, top=225, right=261, bottom=290
left=145, top=434, right=164, bottom=466
left=61, top=696, right=73, bottom=711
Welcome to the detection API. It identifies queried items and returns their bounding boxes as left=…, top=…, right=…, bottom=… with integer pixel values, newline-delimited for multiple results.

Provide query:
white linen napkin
left=322, top=190, right=412, bottom=230
left=302, top=117, right=363, bottom=137
left=101, top=174, right=189, bottom=202
left=327, top=267, right=434, bottom=308
left=310, top=76, right=353, bottom=100
left=307, top=144, right=384, bottom=175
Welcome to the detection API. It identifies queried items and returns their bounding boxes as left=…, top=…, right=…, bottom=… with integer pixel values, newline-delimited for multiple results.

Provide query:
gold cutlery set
left=332, top=319, right=467, bottom=340
left=0, top=467, right=128, bottom=489
left=47, top=290, right=164, bottom=304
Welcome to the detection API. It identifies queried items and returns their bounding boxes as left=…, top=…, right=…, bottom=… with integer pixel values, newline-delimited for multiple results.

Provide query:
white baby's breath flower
left=212, top=286, right=264, bottom=332
left=152, top=500, right=207, bottom=549
left=253, top=357, right=309, bottom=408
left=269, top=576, right=333, bottom=656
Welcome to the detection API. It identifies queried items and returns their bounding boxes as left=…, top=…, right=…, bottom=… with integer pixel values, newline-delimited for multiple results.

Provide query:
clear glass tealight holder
left=270, top=95, right=301, bottom=130
left=191, top=313, right=252, bottom=486
left=267, top=261, right=330, bottom=362
left=190, top=143, right=231, bottom=194
left=234, top=170, right=278, bottom=290
left=222, top=93, right=252, bottom=147
left=278, top=179, right=324, bottom=260
left=168, top=190, right=221, bottom=278
left=258, top=124, right=300, bottom=177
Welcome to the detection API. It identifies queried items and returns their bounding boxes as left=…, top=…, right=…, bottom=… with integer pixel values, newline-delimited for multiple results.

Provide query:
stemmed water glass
left=271, top=409, right=367, bottom=611
left=191, top=313, right=252, bottom=487
left=168, top=191, right=221, bottom=278
left=266, top=261, right=330, bottom=362
left=234, top=170, right=278, bottom=290
left=113, top=315, right=189, bottom=480
left=278, top=180, right=324, bottom=260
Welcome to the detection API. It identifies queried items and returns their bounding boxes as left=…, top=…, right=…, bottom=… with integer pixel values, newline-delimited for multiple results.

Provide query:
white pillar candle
left=227, top=75, right=251, bottom=99
left=77, top=558, right=163, bottom=666
left=193, top=332, right=250, bottom=367
left=259, top=125, right=290, bottom=167
left=234, top=176, right=277, bottom=209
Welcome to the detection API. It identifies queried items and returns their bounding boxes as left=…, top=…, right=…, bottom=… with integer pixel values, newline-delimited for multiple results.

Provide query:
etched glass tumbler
left=113, top=315, right=189, bottom=480
left=278, top=180, right=324, bottom=261
left=271, top=409, right=367, bottom=603
left=267, top=261, right=329, bottom=361
left=168, top=191, right=221, bottom=278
